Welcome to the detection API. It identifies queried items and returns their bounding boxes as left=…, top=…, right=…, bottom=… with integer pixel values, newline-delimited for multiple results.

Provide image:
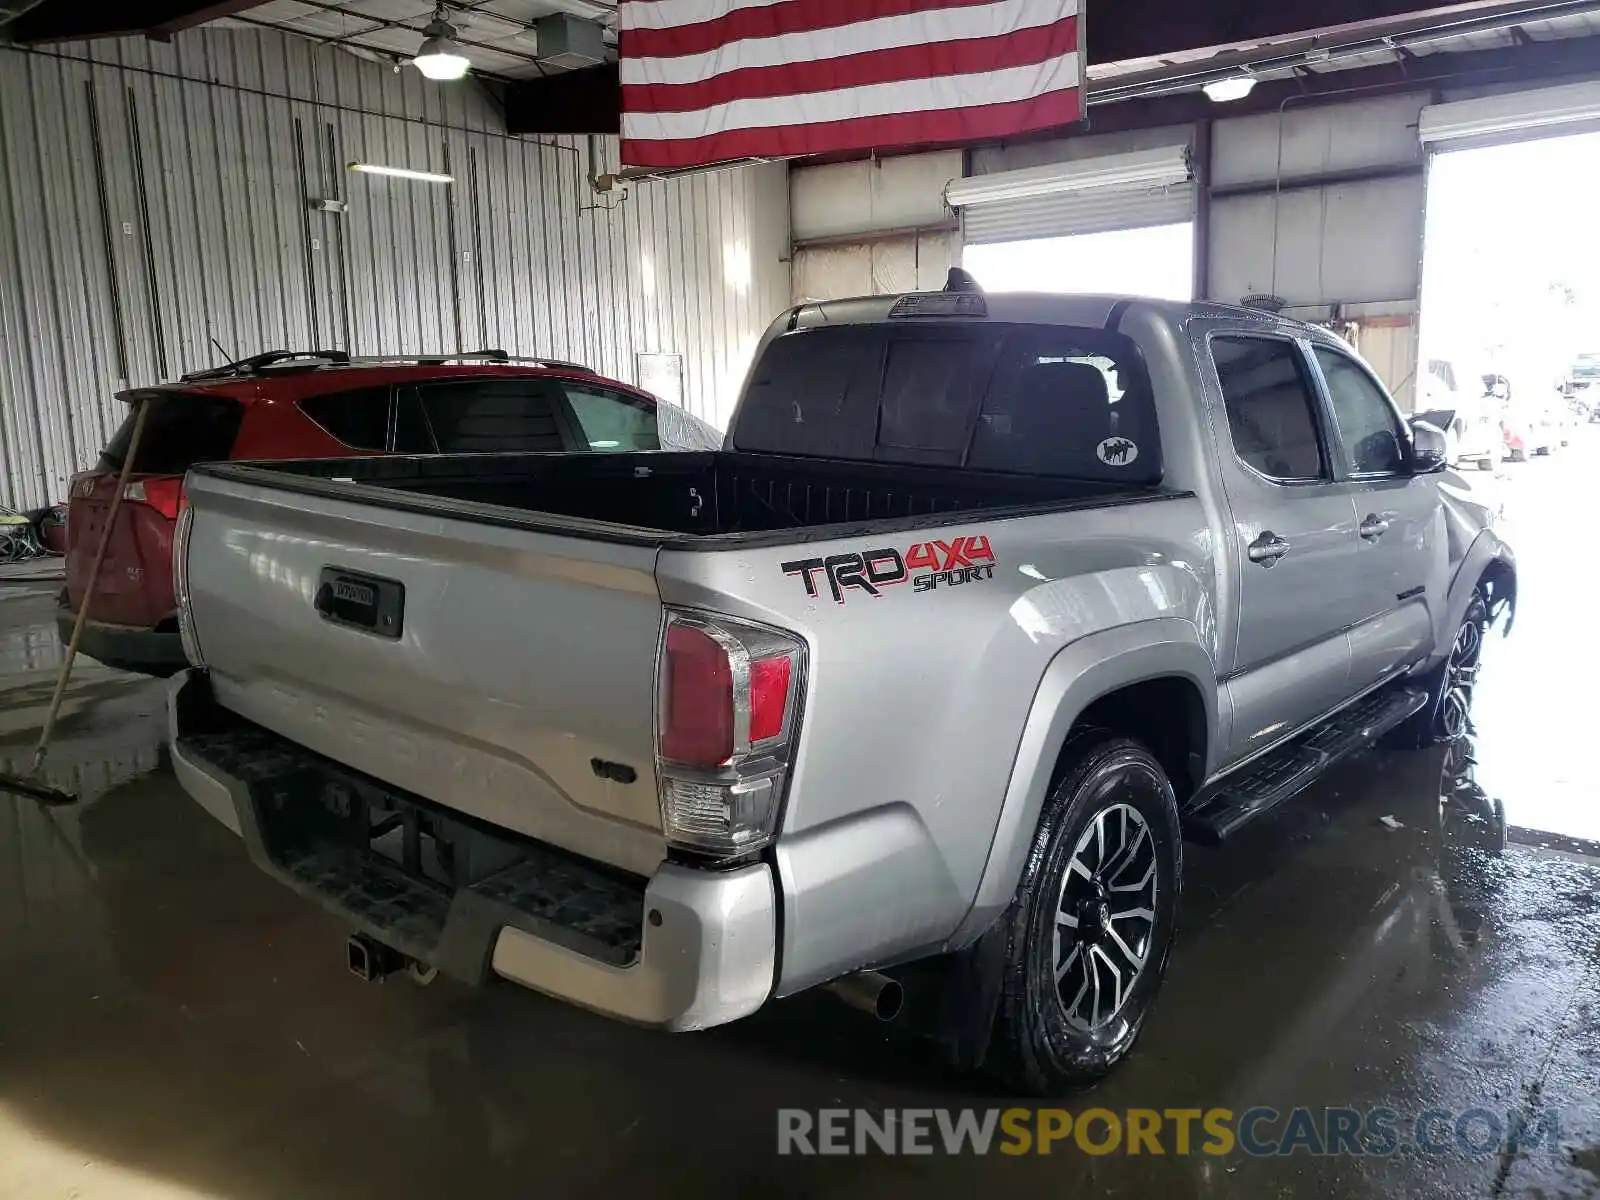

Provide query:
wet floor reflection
left=0, top=718, right=1594, bottom=1199
left=0, top=596, right=168, bottom=812
left=0, top=606, right=66, bottom=676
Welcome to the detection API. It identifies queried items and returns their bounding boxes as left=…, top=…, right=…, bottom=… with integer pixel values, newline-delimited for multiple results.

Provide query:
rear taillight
left=124, top=476, right=186, bottom=520
left=660, top=623, right=736, bottom=765
left=172, top=506, right=205, bottom=668
left=656, top=609, right=805, bottom=859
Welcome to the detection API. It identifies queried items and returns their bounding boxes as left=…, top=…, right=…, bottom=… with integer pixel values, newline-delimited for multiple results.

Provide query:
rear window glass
left=101, top=392, right=244, bottom=475
left=730, top=323, right=1160, bottom=482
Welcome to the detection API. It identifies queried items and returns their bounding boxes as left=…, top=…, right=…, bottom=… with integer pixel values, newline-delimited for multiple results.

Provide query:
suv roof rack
left=180, top=349, right=351, bottom=382
left=341, top=350, right=598, bottom=374
left=177, top=348, right=597, bottom=383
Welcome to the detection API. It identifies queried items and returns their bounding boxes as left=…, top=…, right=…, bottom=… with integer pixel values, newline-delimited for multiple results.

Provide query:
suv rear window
left=730, top=322, right=1160, bottom=482
left=101, top=392, right=244, bottom=475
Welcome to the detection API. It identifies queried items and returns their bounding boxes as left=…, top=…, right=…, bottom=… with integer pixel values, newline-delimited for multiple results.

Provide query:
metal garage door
left=1419, top=80, right=1600, bottom=152
left=948, top=144, right=1194, bottom=244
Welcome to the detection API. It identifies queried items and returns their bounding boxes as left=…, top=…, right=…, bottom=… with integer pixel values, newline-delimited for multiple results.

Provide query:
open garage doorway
left=1417, top=123, right=1600, bottom=847
left=962, top=222, right=1195, bottom=300
left=952, top=143, right=1196, bottom=301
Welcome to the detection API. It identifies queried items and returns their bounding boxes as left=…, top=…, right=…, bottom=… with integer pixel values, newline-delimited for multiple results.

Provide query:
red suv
left=63, top=349, right=720, bottom=676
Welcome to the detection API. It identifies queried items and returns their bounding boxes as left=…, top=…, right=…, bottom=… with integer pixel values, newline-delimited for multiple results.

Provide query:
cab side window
left=1314, top=347, right=1407, bottom=475
left=1212, top=337, right=1329, bottom=483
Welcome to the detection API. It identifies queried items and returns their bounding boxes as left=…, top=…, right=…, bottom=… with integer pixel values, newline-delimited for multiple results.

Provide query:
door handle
left=1360, top=515, right=1391, bottom=540
left=1247, top=532, right=1291, bottom=565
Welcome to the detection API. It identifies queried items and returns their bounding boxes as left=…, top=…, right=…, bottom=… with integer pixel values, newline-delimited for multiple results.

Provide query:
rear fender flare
left=946, top=617, right=1217, bottom=948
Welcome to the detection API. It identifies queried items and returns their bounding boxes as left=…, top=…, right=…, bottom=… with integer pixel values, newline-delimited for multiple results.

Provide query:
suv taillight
left=656, top=609, right=805, bottom=859
left=172, top=505, right=205, bottom=668
left=124, top=476, right=186, bottom=520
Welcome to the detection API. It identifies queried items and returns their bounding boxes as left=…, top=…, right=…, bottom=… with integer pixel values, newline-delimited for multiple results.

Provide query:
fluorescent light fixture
left=1203, top=75, right=1257, bottom=103
left=946, top=145, right=1192, bottom=208
left=413, top=7, right=471, bottom=80
left=348, top=161, right=454, bottom=185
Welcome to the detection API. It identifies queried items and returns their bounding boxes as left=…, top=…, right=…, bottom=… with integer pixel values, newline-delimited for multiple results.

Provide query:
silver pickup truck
left=168, top=283, right=1515, bottom=1093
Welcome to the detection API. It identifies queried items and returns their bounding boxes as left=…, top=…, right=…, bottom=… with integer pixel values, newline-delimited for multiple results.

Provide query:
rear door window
left=414, top=379, right=575, bottom=453
left=1211, top=337, right=1329, bottom=482
left=101, top=392, right=244, bottom=475
left=298, top=387, right=392, bottom=450
left=731, top=322, right=1159, bottom=482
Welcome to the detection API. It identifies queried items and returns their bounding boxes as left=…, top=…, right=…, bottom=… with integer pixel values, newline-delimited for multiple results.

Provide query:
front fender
left=946, top=616, right=1217, bottom=947
left=1435, top=530, right=1516, bottom=667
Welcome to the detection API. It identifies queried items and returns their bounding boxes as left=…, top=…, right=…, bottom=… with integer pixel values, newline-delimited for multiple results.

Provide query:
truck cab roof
left=789, top=291, right=1346, bottom=347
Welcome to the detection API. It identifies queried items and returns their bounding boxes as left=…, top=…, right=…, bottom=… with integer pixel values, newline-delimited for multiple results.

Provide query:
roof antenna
left=207, top=329, right=239, bottom=367
left=944, top=266, right=983, bottom=294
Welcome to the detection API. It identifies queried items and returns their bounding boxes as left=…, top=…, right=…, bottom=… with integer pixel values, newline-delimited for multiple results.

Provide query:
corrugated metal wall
left=0, top=28, right=790, bottom=509
left=788, top=151, right=959, bottom=303
left=792, top=232, right=955, bottom=302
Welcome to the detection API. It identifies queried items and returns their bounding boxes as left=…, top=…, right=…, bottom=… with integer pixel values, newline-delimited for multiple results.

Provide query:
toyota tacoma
left=167, top=281, right=1515, bottom=1092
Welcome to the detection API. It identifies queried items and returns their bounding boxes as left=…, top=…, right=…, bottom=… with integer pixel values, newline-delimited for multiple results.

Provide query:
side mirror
left=1408, top=418, right=1449, bottom=474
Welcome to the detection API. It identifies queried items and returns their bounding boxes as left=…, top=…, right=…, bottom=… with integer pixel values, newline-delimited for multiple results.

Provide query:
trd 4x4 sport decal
left=781, top=536, right=996, bottom=604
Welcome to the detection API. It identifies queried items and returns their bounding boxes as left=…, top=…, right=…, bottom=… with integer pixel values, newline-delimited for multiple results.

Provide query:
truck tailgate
left=181, top=469, right=667, bottom=877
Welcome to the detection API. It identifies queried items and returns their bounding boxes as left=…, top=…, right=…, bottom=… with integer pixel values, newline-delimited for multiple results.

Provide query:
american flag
left=618, top=0, right=1085, bottom=170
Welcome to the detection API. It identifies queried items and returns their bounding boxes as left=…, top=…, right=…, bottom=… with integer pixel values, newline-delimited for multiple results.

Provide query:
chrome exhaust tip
left=825, top=971, right=904, bottom=1022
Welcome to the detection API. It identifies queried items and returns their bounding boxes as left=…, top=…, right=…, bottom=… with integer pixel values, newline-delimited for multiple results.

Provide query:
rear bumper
left=166, top=670, right=776, bottom=1030
left=56, top=610, right=185, bottom=676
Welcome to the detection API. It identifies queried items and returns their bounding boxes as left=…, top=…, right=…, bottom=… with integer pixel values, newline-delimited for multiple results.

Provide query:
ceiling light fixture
left=348, top=161, right=455, bottom=185
left=1202, top=74, right=1257, bottom=103
left=413, top=5, right=471, bottom=81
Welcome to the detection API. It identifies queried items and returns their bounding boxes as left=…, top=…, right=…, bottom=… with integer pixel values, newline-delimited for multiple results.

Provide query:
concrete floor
left=2, top=434, right=1598, bottom=1199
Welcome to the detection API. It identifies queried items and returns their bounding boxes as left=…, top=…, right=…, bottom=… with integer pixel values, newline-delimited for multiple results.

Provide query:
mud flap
left=935, top=919, right=1009, bottom=1071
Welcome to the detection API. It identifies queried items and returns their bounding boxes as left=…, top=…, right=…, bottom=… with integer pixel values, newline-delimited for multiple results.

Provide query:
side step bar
left=1185, top=686, right=1430, bottom=844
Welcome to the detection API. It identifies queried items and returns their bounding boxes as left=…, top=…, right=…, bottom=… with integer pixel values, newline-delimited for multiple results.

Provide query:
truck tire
left=1386, top=590, right=1488, bottom=750
left=987, top=733, right=1181, bottom=1094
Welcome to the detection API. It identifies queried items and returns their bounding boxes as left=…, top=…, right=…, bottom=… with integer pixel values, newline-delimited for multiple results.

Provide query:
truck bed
left=198, top=450, right=1174, bottom=548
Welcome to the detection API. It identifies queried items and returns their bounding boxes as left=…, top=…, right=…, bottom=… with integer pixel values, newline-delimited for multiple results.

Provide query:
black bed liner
left=194, top=450, right=1191, bottom=550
